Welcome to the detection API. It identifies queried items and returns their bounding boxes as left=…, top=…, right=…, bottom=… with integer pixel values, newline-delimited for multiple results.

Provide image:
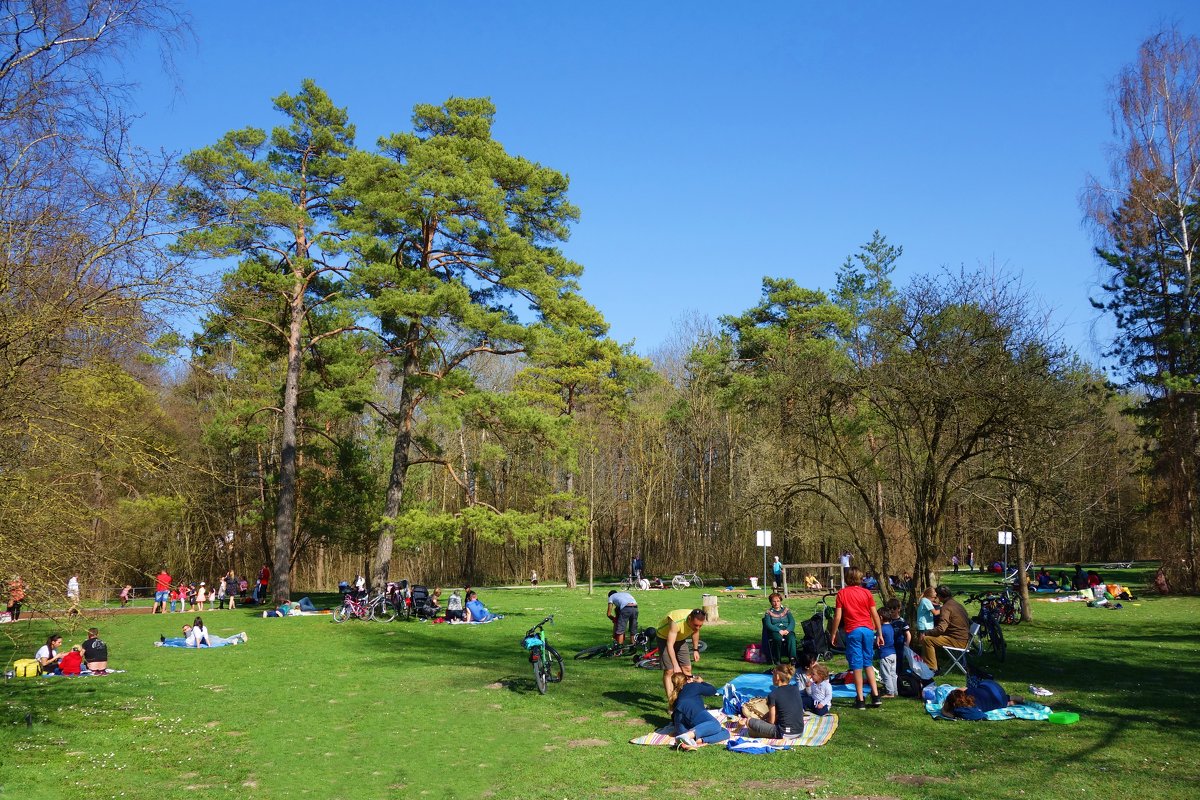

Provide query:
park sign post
left=756, top=530, right=771, bottom=596
left=998, top=529, right=1013, bottom=577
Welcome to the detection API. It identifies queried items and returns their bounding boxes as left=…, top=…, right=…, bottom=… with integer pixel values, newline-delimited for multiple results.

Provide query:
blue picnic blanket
left=157, top=637, right=236, bottom=648
left=720, top=672, right=856, bottom=715
left=923, top=683, right=1052, bottom=721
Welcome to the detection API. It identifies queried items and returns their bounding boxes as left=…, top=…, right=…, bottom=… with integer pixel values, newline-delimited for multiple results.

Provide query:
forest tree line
left=2, top=4, right=1197, bottom=613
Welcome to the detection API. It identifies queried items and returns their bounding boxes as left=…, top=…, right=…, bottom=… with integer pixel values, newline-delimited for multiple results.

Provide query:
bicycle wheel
left=371, top=600, right=398, bottom=623
left=989, top=620, right=1006, bottom=662
left=545, top=645, right=564, bottom=683
left=575, top=644, right=612, bottom=660
left=1009, top=595, right=1024, bottom=625
left=609, top=642, right=638, bottom=658
left=333, top=605, right=349, bottom=623
left=693, top=574, right=705, bottom=588
left=635, top=654, right=660, bottom=669
left=671, top=575, right=687, bottom=590
left=534, top=653, right=548, bottom=694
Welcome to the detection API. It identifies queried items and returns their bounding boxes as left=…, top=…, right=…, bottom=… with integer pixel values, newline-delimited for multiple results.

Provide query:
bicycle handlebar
left=526, top=615, right=554, bottom=636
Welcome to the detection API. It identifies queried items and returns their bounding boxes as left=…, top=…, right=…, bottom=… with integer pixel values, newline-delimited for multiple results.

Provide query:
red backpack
left=59, top=650, right=82, bottom=675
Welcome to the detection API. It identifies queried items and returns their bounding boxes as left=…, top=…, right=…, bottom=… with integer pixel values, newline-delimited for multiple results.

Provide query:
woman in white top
left=35, top=633, right=64, bottom=673
left=182, top=617, right=247, bottom=646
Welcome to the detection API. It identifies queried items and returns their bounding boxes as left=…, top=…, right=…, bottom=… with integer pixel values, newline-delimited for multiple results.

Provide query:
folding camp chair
left=939, top=643, right=971, bottom=677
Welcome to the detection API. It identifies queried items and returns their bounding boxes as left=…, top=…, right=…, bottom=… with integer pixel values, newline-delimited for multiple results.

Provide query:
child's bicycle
left=522, top=615, right=563, bottom=694
left=633, top=639, right=709, bottom=669
left=574, top=627, right=657, bottom=660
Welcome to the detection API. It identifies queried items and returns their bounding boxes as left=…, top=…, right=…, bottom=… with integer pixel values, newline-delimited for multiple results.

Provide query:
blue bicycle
left=522, top=615, right=563, bottom=694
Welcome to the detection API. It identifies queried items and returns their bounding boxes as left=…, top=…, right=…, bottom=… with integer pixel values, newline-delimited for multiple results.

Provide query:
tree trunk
left=565, top=472, right=577, bottom=589
left=373, top=321, right=422, bottom=588
left=272, top=287, right=305, bottom=603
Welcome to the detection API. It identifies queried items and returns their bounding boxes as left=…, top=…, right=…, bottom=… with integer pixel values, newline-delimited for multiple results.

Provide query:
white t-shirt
left=67, top=577, right=79, bottom=598
left=35, top=644, right=56, bottom=662
left=186, top=626, right=210, bottom=647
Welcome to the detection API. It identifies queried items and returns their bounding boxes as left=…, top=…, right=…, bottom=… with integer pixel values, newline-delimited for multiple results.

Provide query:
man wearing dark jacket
left=920, top=586, right=969, bottom=673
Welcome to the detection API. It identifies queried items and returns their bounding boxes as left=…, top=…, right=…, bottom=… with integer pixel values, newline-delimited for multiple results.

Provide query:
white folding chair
left=940, top=644, right=970, bottom=677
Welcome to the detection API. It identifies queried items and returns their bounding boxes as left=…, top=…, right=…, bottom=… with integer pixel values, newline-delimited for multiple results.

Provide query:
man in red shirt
left=830, top=567, right=885, bottom=709
left=152, top=568, right=172, bottom=614
left=256, top=564, right=270, bottom=604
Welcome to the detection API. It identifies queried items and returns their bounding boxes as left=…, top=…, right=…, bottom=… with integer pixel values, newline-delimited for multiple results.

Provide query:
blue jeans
left=678, top=717, right=730, bottom=744
left=298, top=596, right=317, bottom=612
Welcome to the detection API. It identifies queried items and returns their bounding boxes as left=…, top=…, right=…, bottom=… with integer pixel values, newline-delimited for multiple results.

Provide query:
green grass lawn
left=2, top=567, right=1197, bottom=800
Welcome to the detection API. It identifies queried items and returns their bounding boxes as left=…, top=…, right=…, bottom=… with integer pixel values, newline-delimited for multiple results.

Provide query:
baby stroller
left=800, top=612, right=838, bottom=662
left=409, top=585, right=438, bottom=619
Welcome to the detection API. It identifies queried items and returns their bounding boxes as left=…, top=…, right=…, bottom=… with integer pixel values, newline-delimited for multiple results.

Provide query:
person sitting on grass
left=667, top=673, right=729, bottom=751
left=35, top=634, right=64, bottom=674
left=739, top=664, right=808, bottom=739
left=464, top=591, right=498, bottom=622
left=940, top=681, right=1025, bottom=720
left=80, top=628, right=108, bottom=672
left=803, top=661, right=833, bottom=716
left=178, top=620, right=247, bottom=647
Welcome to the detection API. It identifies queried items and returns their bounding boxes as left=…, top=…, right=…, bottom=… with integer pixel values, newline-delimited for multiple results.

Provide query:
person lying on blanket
left=737, top=664, right=810, bottom=739
left=180, top=620, right=248, bottom=647
left=667, top=673, right=729, bottom=750
left=940, top=681, right=1026, bottom=720
left=464, top=591, right=498, bottom=622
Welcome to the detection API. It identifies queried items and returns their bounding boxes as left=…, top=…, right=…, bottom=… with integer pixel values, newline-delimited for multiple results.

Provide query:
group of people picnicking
left=618, top=565, right=1022, bottom=749
left=33, top=628, right=109, bottom=675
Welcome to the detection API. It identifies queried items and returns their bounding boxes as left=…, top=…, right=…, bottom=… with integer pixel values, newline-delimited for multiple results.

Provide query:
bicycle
left=671, top=569, right=704, bottom=590
left=333, top=591, right=371, bottom=622
left=964, top=591, right=1007, bottom=662
left=522, top=615, right=563, bottom=694
left=617, top=574, right=637, bottom=591
left=574, top=627, right=656, bottom=661
left=633, top=639, right=709, bottom=669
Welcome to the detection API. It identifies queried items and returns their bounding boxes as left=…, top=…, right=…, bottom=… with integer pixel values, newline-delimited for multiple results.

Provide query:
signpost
left=756, top=530, right=771, bottom=596
left=998, top=529, right=1013, bottom=578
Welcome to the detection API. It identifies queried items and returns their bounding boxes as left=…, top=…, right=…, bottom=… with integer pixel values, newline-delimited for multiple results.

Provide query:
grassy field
left=2, top=566, right=1197, bottom=800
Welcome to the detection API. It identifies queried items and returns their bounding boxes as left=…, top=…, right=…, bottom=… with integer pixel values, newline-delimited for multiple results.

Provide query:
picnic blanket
left=721, top=672, right=855, bottom=715
left=630, top=710, right=729, bottom=746
left=725, top=712, right=840, bottom=749
left=156, top=637, right=238, bottom=648
left=43, top=669, right=126, bottom=677
left=629, top=709, right=838, bottom=750
left=448, top=616, right=504, bottom=625
left=923, top=683, right=1052, bottom=721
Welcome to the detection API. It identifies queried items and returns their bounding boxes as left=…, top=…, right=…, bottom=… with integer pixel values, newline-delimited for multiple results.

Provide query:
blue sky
left=126, top=1, right=1199, bottom=366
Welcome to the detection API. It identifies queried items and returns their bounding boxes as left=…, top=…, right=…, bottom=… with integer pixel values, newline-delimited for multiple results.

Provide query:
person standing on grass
left=67, top=575, right=80, bottom=615
left=6, top=575, right=25, bottom=621
left=830, top=567, right=884, bottom=709
left=224, top=571, right=239, bottom=610
left=656, top=608, right=706, bottom=698
left=952, top=553, right=960, bottom=573
left=153, top=567, right=171, bottom=614
left=606, top=590, right=639, bottom=644
left=256, top=563, right=270, bottom=603
left=772, top=556, right=783, bottom=590
left=967, top=546, right=975, bottom=572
